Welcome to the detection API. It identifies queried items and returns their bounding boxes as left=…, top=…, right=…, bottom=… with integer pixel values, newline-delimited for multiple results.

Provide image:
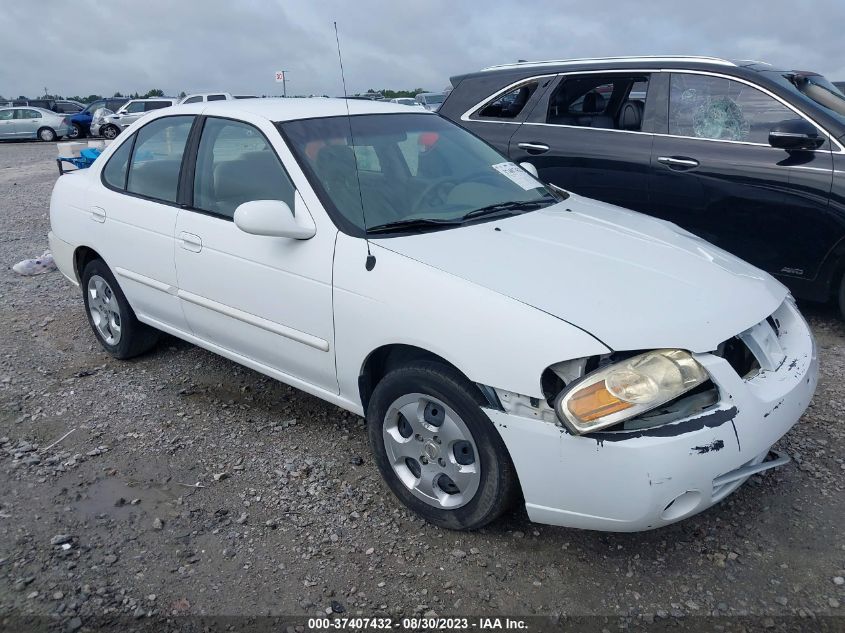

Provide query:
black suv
left=441, top=56, right=845, bottom=315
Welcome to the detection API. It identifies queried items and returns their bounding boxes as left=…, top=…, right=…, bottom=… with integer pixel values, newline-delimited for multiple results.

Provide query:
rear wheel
left=37, top=127, right=56, bottom=142
left=68, top=123, right=85, bottom=139
left=367, top=361, right=518, bottom=530
left=101, top=125, right=119, bottom=140
left=81, top=259, right=159, bottom=359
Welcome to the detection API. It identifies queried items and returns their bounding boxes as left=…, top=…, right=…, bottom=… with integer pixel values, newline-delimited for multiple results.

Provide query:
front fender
left=333, top=233, right=609, bottom=406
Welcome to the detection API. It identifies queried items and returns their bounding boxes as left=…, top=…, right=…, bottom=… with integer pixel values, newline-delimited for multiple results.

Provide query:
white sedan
left=48, top=98, right=817, bottom=531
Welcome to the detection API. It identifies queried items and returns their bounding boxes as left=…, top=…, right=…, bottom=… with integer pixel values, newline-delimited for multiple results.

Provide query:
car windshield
left=83, top=101, right=103, bottom=114
left=279, top=113, right=557, bottom=236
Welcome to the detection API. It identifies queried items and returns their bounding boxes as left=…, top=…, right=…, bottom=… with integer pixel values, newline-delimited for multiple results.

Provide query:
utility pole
left=282, top=70, right=287, bottom=98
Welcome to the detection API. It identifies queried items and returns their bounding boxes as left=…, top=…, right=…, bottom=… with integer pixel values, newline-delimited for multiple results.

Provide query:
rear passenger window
left=102, top=137, right=134, bottom=190
left=125, top=102, right=145, bottom=113
left=127, top=116, right=194, bottom=203
left=669, top=74, right=798, bottom=144
left=192, top=117, right=295, bottom=218
left=145, top=101, right=171, bottom=112
left=207, top=94, right=227, bottom=101
left=476, top=81, right=538, bottom=119
left=183, top=96, right=202, bottom=104
left=547, top=74, right=649, bottom=131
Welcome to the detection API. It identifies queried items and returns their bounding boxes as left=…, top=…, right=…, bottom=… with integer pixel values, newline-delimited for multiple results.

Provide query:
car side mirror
left=519, top=162, right=539, bottom=178
left=234, top=198, right=316, bottom=240
left=768, top=119, right=825, bottom=151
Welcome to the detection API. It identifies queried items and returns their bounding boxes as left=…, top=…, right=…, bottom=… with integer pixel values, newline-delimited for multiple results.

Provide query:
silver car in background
left=94, top=98, right=176, bottom=139
left=415, top=92, right=446, bottom=111
left=0, top=106, right=71, bottom=141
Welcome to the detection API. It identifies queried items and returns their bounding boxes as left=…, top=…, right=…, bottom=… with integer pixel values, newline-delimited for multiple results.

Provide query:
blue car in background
left=68, top=97, right=128, bottom=139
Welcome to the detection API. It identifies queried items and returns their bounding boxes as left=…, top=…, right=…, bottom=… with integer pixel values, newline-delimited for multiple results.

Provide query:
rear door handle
left=178, top=231, right=202, bottom=253
left=90, top=206, right=106, bottom=223
left=517, top=142, right=550, bottom=154
left=657, top=156, right=700, bottom=171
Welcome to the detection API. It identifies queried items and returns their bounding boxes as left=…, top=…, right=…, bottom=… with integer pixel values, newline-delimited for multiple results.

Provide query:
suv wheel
left=81, top=259, right=159, bottom=359
left=101, top=125, right=120, bottom=140
left=367, top=361, right=518, bottom=530
left=68, top=123, right=85, bottom=139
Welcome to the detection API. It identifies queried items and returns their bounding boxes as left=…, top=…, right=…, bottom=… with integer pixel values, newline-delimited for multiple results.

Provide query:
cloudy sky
left=3, top=0, right=844, bottom=99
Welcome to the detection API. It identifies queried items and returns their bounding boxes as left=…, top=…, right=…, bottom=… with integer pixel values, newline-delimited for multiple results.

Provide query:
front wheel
left=367, top=362, right=518, bottom=530
left=81, top=259, right=159, bottom=359
left=68, top=123, right=85, bottom=139
left=101, top=125, right=119, bottom=140
left=37, top=127, right=56, bottom=142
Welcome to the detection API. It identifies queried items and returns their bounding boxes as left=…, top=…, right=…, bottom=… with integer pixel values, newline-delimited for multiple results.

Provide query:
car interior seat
left=213, top=151, right=292, bottom=217
left=617, top=100, right=645, bottom=131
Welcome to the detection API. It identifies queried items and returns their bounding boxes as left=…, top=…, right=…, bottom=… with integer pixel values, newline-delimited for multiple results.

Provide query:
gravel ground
left=0, top=141, right=844, bottom=632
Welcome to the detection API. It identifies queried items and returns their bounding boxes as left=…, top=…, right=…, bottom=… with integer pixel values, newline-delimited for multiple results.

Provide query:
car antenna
left=334, top=21, right=376, bottom=271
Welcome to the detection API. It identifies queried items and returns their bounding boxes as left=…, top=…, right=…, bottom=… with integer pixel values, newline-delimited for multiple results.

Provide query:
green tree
left=113, top=91, right=123, bottom=98
left=143, top=88, right=164, bottom=98
left=178, top=91, right=186, bottom=99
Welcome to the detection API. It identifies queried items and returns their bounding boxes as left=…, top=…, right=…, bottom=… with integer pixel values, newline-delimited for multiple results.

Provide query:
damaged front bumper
left=488, top=299, right=818, bottom=531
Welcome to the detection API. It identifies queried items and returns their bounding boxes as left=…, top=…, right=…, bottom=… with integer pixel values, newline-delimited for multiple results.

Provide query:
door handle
left=90, top=206, right=106, bottom=223
left=517, top=142, right=550, bottom=154
left=178, top=232, right=202, bottom=253
left=657, top=156, right=700, bottom=170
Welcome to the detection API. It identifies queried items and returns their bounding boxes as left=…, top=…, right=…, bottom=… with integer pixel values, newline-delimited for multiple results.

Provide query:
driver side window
left=669, top=74, right=800, bottom=144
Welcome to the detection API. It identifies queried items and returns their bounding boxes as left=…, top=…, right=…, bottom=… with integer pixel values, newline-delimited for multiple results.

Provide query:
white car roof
left=188, top=97, right=428, bottom=122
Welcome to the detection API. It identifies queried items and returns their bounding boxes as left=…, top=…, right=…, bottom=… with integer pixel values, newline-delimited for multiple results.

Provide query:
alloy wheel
left=87, top=275, right=122, bottom=345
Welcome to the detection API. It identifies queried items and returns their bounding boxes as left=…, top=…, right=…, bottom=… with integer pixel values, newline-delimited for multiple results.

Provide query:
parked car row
left=1, top=98, right=85, bottom=114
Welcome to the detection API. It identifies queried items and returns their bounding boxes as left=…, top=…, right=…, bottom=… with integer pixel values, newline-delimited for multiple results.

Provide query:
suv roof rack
left=481, top=56, right=737, bottom=72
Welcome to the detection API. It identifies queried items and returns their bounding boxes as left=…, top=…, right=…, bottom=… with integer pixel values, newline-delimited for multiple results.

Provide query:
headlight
left=555, top=349, right=709, bottom=434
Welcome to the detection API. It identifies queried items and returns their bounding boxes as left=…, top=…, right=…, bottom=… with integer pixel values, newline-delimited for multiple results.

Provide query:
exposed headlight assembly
left=555, top=349, right=709, bottom=434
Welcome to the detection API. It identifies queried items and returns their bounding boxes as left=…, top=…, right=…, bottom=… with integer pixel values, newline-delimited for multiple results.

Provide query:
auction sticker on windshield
left=491, top=162, right=542, bottom=191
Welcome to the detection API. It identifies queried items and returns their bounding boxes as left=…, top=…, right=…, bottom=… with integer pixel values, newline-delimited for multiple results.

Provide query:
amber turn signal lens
left=566, top=381, right=633, bottom=422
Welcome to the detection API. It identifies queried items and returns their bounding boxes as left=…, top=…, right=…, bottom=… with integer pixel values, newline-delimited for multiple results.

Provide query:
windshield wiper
left=366, top=217, right=462, bottom=235
left=460, top=199, right=551, bottom=222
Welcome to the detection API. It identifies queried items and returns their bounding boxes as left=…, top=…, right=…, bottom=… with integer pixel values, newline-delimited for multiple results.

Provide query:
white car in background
left=48, top=98, right=817, bottom=532
left=94, top=98, right=177, bottom=139
left=389, top=97, right=425, bottom=108
left=179, top=92, right=234, bottom=104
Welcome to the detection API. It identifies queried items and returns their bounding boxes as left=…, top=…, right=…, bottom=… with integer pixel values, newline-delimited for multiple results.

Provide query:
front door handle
left=517, top=142, right=550, bottom=154
left=178, top=232, right=202, bottom=253
left=90, top=206, right=106, bottom=223
left=657, top=156, right=700, bottom=171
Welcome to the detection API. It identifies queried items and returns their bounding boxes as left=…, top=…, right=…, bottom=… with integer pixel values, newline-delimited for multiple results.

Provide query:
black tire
left=101, top=125, right=119, bottom=140
left=838, top=273, right=845, bottom=320
left=69, top=123, right=85, bottom=139
left=367, top=361, right=518, bottom=530
left=81, top=259, right=159, bottom=359
left=37, top=127, right=56, bottom=142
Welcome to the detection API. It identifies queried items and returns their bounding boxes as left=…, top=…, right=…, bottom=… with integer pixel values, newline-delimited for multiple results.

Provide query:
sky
left=3, top=0, right=844, bottom=99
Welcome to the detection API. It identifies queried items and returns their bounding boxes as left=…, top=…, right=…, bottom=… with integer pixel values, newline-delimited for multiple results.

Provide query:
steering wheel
left=411, top=170, right=504, bottom=215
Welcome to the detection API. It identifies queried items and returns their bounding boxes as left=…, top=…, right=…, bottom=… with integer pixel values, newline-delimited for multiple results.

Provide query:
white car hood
left=373, top=194, right=787, bottom=353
